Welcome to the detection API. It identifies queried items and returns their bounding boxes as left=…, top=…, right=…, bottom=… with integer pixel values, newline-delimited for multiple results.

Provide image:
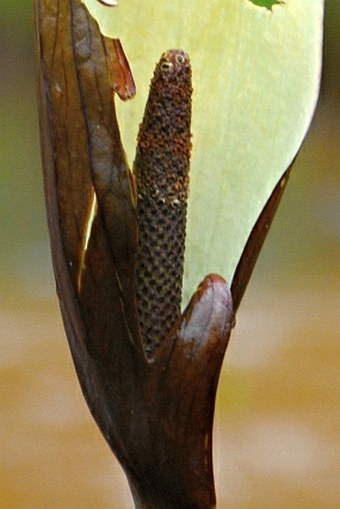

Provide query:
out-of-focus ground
left=1, top=3, right=339, bottom=508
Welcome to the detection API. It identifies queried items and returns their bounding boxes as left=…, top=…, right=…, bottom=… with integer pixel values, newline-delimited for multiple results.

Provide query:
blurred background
left=0, top=2, right=339, bottom=508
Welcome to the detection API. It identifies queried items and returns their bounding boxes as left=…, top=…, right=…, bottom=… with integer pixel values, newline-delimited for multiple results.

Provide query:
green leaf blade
left=83, top=0, right=324, bottom=304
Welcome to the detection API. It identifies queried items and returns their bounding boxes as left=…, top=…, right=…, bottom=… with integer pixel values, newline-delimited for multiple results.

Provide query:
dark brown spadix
left=133, top=49, right=192, bottom=356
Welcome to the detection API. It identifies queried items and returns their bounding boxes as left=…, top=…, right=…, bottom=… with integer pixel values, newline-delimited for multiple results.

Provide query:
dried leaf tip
left=104, top=38, right=136, bottom=101
left=97, top=0, right=118, bottom=7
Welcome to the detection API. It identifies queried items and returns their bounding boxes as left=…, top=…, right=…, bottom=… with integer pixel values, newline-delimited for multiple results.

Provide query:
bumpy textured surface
left=133, top=49, right=192, bottom=356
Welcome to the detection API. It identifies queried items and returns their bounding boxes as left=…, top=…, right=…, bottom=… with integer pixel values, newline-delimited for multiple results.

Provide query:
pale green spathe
left=83, top=0, right=323, bottom=305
